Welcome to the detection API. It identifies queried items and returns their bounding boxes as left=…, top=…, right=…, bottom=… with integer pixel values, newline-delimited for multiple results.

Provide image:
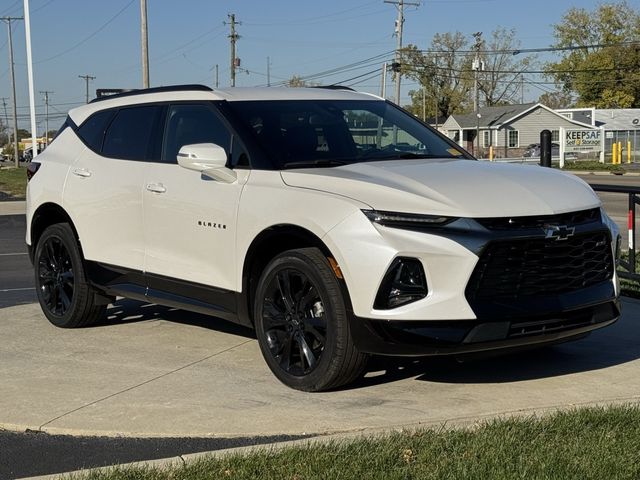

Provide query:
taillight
left=26, top=162, right=40, bottom=182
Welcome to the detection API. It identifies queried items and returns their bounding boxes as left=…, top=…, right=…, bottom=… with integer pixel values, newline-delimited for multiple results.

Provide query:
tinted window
left=102, top=106, right=160, bottom=160
left=77, top=110, right=115, bottom=151
left=162, top=104, right=231, bottom=163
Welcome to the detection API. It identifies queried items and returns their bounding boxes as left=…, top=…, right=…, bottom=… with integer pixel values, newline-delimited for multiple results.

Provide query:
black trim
left=84, top=261, right=247, bottom=325
left=349, top=300, right=620, bottom=356
left=89, top=84, right=213, bottom=104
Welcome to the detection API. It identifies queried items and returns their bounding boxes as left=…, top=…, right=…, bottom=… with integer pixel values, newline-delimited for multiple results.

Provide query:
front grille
left=475, top=208, right=600, bottom=231
left=466, top=231, right=613, bottom=300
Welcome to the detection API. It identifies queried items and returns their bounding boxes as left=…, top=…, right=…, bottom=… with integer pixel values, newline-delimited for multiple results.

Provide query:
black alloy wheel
left=254, top=248, right=368, bottom=392
left=261, top=268, right=327, bottom=376
left=38, top=236, right=75, bottom=316
left=34, top=223, right=105, bottom=328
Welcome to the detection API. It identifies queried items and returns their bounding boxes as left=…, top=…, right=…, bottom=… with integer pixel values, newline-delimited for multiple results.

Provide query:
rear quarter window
left=76, top=110, right=115, bottom=151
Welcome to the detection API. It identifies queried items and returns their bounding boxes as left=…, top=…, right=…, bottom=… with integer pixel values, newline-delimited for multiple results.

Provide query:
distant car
left=524, top=143, right=560, bottom=158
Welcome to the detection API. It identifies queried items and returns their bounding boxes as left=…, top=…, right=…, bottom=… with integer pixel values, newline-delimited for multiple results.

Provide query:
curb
left=0, top=200, right=26, bottom=215
left=19, top=396, right=640, bottom=480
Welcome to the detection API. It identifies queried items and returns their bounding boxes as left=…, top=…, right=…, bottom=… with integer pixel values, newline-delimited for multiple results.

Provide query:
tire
left=34, top=223, right=105, bottom=328
left=253, top=247, right=368, bottom=391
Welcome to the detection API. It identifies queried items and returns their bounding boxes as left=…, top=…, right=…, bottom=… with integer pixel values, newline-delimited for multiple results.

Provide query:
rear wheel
left=254, top=247, right=368, bottom=391
left=34, top=223, right=105, bottom=328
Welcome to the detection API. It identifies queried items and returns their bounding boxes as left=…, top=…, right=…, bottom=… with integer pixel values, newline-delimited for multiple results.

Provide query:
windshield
left=226, top=100, right=469, bottom=169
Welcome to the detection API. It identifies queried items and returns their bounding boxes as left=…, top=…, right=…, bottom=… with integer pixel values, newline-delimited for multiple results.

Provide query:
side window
left=162, top=104, right=231, bottom=163
left=77, top=110, right=115, bottom=151
left=102, top=106, right=160, bottom=160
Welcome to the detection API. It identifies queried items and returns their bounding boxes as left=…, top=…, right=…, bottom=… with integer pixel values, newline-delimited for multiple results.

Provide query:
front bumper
left=349, top=297, right=620, bottom=356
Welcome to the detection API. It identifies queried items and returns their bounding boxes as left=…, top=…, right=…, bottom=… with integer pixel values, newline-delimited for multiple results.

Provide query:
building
left=442, top=103, right=595, bottom=158
left=557, top=107, right=640, bottom=163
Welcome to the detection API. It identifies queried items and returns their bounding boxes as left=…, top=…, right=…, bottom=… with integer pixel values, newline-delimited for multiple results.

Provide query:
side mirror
left=177, top=143, right=237, bottom=183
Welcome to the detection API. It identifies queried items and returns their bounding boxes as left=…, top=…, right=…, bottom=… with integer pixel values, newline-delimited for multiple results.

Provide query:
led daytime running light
left=363, top=209, right=452, bottom=226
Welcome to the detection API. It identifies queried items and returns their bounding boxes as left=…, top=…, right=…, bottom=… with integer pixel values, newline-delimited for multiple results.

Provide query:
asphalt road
left=0, top=431, right=311, bottom=479
left=0, top=215, right=36, bottom=309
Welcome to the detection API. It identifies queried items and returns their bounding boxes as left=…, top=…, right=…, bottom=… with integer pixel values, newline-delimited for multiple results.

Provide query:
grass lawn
left=621, top=252, right=640, bottom=298
left=69, top=405, right=640, bottom=480
left=0, top=166, right=27, bottom=200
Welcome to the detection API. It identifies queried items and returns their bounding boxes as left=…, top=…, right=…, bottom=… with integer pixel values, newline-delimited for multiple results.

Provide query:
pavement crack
left=38, top=339, right=254, bottom=430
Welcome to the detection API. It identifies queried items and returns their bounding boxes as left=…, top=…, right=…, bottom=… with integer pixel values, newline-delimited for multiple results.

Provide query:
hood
left=280, top=159, right=601, bottom=218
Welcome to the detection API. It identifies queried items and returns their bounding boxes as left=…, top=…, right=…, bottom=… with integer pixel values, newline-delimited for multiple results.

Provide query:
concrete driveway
left=1, top=297, right=639, bottom=438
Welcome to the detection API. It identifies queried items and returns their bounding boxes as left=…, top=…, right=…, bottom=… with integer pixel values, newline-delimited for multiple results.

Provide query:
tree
left=400, top=28, right=535, bottom=121
left=478, top=28, right=536, bottom=106
left=400, top=32, right=473, bottom=120
left=287, top=75, right=308, bottom=88
left=16, top=129, right=30, bottom=141
left=546, top=1, right=640, bottom=108
left=538, top=91, right=574, bottom=109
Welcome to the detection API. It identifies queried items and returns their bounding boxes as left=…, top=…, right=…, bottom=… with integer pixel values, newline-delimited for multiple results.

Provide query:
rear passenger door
left=63, top=105, right=162, bottom=271
left=143, top=102, right=250, bottom=293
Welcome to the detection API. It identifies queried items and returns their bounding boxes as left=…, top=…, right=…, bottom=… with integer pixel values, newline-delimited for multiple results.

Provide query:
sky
left=1, top=0, right=639, bottom=133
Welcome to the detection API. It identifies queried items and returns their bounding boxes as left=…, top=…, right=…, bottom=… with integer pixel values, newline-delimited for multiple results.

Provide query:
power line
left=414, top=40, right=640, bottom=56
left=34, top=0, right=135, bottom=64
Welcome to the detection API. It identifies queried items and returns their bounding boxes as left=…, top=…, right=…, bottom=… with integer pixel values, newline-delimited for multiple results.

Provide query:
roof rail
left=311, top=85, right=355, bottom=92
left=89, top=84, right=213, bottom=103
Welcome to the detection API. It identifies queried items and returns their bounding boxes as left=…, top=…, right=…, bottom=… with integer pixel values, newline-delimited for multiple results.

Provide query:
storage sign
left=564, top=129, right=602, bottom=152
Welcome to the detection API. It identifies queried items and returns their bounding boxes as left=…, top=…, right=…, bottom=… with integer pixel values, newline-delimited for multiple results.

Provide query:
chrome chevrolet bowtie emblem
left=544, top=224, right=575, bottom=241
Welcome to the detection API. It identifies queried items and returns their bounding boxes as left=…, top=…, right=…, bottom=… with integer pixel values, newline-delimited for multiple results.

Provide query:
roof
left=448, top=103, right=536, bottom=129
left=447, top=102, right=595, bottom=130
left=594, top=109, right=640, bottom=130
left=68, top=85, right=382, bottom=125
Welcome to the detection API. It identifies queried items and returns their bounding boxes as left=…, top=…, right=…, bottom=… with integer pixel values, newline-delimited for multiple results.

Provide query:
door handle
left=146, top=183, right=166, bottom=194
left=72, top=168, right=92, bottom=178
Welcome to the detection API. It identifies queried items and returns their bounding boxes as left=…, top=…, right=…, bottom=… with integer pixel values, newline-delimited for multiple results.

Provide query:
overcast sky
left=1, top=0, right=638, bottom=132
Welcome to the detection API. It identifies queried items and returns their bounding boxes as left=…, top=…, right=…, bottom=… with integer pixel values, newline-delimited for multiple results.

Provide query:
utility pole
left=140, top=0, right=149, bottom=88
left=225, top=14, right=241, bottom=87
left=267, top=56, right=271, bottom=87
left=40, top=91, right=53, bottom=147
left=384, top=0, right=419, bottom=107
left=472, top=32, right=484, bottom=156
left=2, top=16, right=23, bottom=167
left=78, top=74, right=96, bottom=103
left=1, top=98, right=8, bottom=130
left=214, top=64, right=219, bottom=88
left=434, top=54, right=439, bottom=129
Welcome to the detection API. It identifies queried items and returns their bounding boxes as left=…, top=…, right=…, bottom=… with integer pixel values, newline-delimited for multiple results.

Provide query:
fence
left=591, top=184, right=640, bottom=283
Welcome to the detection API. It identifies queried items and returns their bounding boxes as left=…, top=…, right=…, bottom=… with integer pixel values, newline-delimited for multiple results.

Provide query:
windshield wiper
left=359, top=152, right=444, bottom=161
left=281, top=159, right=348, bottom=169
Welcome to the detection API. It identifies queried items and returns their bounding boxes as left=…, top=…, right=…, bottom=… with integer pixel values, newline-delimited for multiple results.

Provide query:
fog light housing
left=374, top=257, right=428, bottom=309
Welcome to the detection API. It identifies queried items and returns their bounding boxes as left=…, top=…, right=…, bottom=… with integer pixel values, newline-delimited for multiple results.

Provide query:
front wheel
left=34, top=223, right=105, bottom=328
left=254, top=247, right=368, bottom=392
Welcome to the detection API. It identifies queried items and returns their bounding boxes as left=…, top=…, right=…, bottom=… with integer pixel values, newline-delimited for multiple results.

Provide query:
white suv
left=26, top=85, right=621, bottom=391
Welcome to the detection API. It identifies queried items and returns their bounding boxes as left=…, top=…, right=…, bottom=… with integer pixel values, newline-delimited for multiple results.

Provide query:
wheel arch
left=29, top=202, right=81, bottom=262
left=239, top=224, right=348, bottom=326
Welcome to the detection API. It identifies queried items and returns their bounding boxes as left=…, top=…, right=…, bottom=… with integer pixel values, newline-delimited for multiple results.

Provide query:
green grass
left=620, top=251, right=640, bottom=298
left=0, top=166, right=27, bottom=200
left=558, top=160, right=627, bottom=174
left=67, top=405, right=640, bottom=480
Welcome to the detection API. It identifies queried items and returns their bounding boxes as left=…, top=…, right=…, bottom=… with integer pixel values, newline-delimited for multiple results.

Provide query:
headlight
left=362, top=209, right=454, bottom=229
